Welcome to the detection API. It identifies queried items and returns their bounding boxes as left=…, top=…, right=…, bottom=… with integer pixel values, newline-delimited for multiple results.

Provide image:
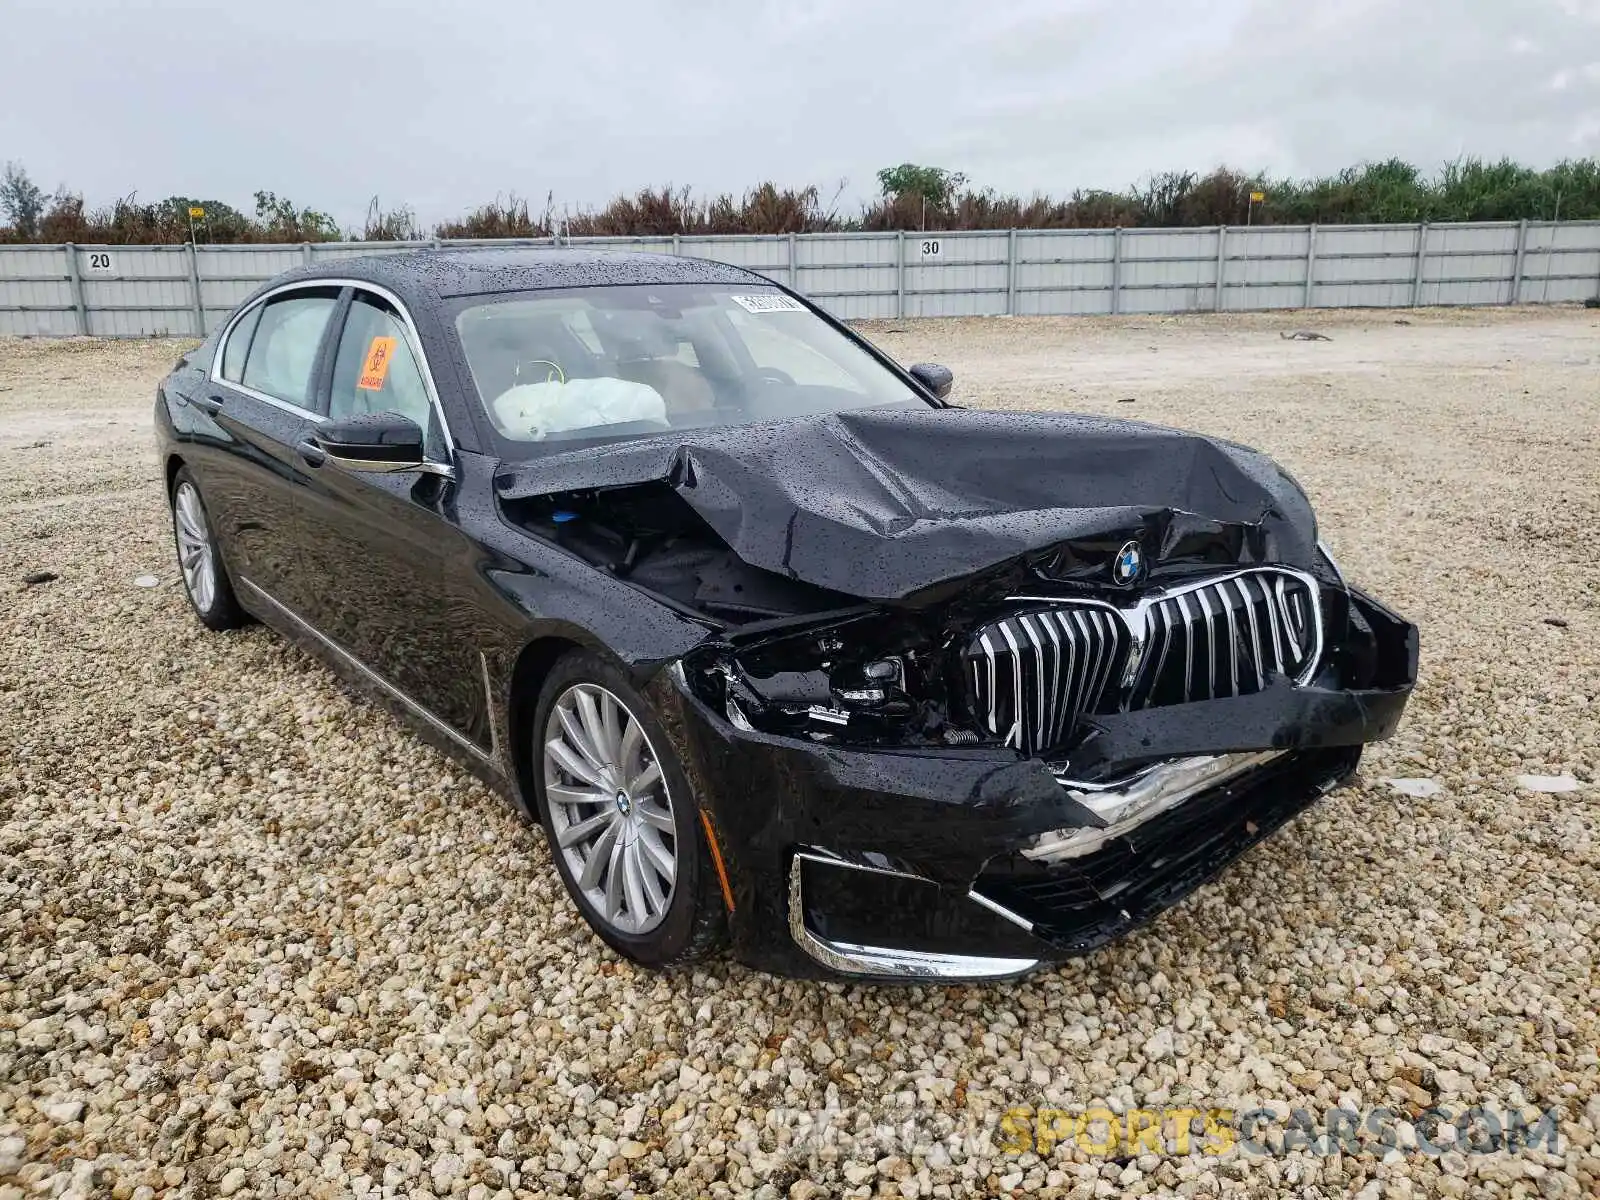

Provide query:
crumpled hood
left=493, top=406, right=1322, bottom=601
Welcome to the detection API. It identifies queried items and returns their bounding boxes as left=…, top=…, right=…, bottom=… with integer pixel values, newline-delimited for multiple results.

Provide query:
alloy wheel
left=173, top=481, right=216, bottom=613
left=542, top=682, right=678, bottom=934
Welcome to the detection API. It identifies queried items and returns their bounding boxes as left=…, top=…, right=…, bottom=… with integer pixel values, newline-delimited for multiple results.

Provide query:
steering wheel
left=514, top=359, right=566, bottom=386
left=753, top=366, right=796, bottom=387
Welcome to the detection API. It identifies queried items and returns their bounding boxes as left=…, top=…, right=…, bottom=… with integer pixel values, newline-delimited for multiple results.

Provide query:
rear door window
left=241, top=291, right=339, bottom=409
left=220, top=303, right=262, bottom=383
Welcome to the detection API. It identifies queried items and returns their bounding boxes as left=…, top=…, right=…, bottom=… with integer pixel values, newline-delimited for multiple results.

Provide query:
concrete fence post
left=1411, top=223, right=1429, bottom=307
left=1510, top=219, right=1529, bottom=305
left=301, top=241, right=312, bottom=265
left=64, top=243, right=87, bottom=336
left=1006, top=228, right=1018, bottom=316
left=187, top=243, right=205, bottom=336
left=1304, top=224, right=1318, bottom=309
left=671, top=233, right=681, bottom=256
left=1214, top=226, right=1227, bottom=312
left=789, top=232, right=798, bottom=289
left=896, top=230, right=906, bottom=320
left=1111, top=227, right=1123, bottom=315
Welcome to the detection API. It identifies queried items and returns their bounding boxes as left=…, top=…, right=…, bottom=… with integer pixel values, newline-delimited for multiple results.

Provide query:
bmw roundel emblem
left=1112, top=540, right=1144, bottom=586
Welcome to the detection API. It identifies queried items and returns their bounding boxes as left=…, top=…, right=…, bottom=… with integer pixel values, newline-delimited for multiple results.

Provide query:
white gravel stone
left=1384, top=777, right=1444, bottom=797
left=2, top=312, right=1597, bottom=1198
left=1516, top=773, right=1581, bottom=792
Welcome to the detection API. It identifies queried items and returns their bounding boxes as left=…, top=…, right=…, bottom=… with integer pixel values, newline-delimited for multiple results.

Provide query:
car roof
left=262, top=246, right=770, bottom=311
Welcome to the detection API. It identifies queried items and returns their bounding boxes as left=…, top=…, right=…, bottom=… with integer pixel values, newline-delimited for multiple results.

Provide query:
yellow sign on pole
left=189, top=206, right=206, bottom=219
left=1249, top=191, right=1265, bottom=203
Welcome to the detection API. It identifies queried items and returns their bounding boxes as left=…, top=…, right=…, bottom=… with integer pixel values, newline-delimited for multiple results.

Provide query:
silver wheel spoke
left=636, top=797, right=674, bottom=833
left=629, top=760, right=662, bottom=797
left=618, top=718, right=643, bottom=773
left=547, top=783, right=610, bottom=806
left=636, top=826, right=676, bottom=883
left=602, top=833, right=626, bottom=922
left=621, top=841, right=649, bottom=923
left=578, top=818, right=621, bottom=892
left=575, top=688, right=614, bottom=765
left=556, top=704, right=606, bottom=771
left=600, top=699, right=623, bottom=766
left=547, top=737, right=605, bottom=788
left=634, top=842, right=667, bottom=914
left=558, top=809, right=613, bottom=849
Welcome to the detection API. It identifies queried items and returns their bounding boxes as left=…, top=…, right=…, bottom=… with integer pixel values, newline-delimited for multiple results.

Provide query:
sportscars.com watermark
left=997, top=1104, right=1564, bottom=1159
left=692, top=1101, right=1565, bottom=1168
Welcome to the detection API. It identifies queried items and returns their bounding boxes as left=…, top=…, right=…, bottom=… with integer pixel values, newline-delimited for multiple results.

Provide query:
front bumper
left=644, top=586, right=1417, bottom=981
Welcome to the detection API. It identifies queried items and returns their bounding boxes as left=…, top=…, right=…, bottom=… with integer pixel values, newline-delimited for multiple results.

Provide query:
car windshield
left=452, top=284, right=928, bottom=449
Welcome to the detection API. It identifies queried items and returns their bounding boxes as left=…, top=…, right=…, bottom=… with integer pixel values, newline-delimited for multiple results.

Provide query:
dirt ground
left=2, top=308, right=1597, bottom=1198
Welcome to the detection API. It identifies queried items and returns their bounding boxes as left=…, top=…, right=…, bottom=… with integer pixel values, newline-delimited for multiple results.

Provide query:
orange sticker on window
left=356, top=336, right=398, bottom=390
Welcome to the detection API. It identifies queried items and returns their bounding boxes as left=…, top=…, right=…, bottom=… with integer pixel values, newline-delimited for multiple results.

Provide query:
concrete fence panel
left=3, top=221, right=1598, bottom=337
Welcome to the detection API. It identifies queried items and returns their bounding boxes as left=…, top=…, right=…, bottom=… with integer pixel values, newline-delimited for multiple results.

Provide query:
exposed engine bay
left=499, top=477, right=1397, bottom=770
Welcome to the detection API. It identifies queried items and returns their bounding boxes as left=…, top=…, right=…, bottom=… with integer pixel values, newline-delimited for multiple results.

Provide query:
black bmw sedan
left=154, top=248, right=1417, bottom=981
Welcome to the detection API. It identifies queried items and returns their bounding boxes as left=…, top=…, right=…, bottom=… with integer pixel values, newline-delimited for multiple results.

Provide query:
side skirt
left=235, top=576, right=514, bottom=797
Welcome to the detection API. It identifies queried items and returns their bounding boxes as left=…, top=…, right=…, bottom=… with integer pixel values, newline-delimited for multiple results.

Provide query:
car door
left=292, top=287, right=492, bottom=751
left=187, top=286, right=341, bottom=609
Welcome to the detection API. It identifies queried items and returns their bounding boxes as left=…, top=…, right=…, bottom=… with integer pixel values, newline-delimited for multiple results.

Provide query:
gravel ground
left=2, top=307, right=1597, bottom=1199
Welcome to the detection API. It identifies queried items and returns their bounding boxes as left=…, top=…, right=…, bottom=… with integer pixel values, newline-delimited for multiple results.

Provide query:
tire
left=531, top=649, right=727, bottom=968
left=170, top=467, right=248, bottom=632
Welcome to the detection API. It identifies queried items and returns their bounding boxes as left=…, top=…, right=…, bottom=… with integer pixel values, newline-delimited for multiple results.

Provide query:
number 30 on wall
left=919, top=239, right=942, bottom=259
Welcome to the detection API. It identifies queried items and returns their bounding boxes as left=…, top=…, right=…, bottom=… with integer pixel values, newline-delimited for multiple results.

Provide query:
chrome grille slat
left=1175, top=592, right=1195, bottom=702
left=1039, top=611, right=1064, bottom=747
left=1053, top=609, right=1080, bottom=747
left=1236, top=576, right=1266, bottom=689
left=967, top=568, right=1321, bottom=756
left=998, top=620, right=1024, bottom=750
left=1092, top=611, right=1120, bottom=704
left=1222, top=585, right=1241, bottom=697
left=1140, top=602, right=1173, bottom=710
left=1020, top=614, right=1048, bottom=753
left=1259, top=575, right=1285, bottom=673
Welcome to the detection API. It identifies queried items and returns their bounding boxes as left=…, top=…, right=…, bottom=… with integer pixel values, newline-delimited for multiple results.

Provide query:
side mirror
left=908, top=362, right=954, bottom=400
left=315, top=411, right=425, bottom=473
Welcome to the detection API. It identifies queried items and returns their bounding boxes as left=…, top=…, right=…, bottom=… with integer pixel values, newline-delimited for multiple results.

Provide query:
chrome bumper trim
left=1030, top=750, right=1286, bottom=863
left=787, top=852, right=1039, bottom=980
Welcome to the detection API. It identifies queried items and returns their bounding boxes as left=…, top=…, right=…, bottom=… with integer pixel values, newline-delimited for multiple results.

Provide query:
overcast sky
left=4, top=0, right=1598, bottom=231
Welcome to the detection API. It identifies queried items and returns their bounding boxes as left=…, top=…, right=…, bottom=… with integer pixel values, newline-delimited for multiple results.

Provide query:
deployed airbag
left=491, top=378, right=668, bottom=440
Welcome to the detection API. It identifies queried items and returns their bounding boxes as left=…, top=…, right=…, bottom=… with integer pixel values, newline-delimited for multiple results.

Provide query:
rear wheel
left=532, top=650, right=726, bottom=967
left=170, top=468, right=247, bottom=631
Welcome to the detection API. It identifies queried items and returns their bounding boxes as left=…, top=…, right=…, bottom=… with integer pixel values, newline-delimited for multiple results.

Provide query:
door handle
left=295, top=438, right=327, bottom=467
left=190, top=393, right=224, bottom=414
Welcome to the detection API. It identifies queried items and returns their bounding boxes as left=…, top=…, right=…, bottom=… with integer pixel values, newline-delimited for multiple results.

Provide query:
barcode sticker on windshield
left=730, top=294, right=806, bottom=314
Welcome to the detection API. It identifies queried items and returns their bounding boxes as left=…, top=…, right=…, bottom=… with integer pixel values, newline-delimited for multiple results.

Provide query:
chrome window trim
left=211, top=277, right=459, bottom=476
left=238, top=576, right=494, bottom=768
left=787, top=850, right=1039, bottom=980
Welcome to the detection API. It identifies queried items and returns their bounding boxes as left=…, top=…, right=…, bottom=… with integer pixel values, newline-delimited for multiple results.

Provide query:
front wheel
left=170, top=467, right=247, bottom=631
left=532, top=650, right=726, bottom=967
